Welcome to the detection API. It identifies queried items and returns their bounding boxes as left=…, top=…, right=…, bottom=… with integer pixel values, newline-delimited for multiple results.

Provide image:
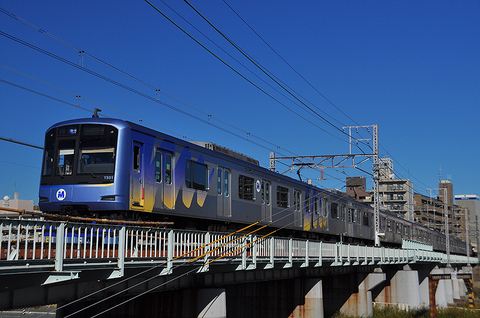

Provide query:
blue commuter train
left=38, top=117, right=466, bottom=254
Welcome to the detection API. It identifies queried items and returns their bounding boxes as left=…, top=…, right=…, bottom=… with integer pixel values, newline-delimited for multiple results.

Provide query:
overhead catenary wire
left=221, top=0, right=364, bottom=129
left=0, top=6, right=376, bottom=185
left=182, top=1, right=432, bottom=190
left=1, top=6, right=435, bottom=200
left=183, top=0, right=358, bottom=140
left=144, top=0, right=350, bottom=145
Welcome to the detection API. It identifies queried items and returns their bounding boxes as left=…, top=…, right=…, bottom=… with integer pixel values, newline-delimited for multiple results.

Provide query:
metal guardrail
left=0, top=218, right=477, bottom=278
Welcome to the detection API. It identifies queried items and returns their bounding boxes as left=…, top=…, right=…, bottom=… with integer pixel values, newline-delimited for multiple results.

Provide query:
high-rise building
left=455, top=194, right=480, bottom=256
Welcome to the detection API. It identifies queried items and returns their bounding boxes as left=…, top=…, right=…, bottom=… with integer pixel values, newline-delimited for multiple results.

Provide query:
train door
left=155, top=148, right=175, bottom=209
left=216, top=167, right=231, bottom=217
left=132, top=142, right=144, bottom=208
left=261, top=180, right=272, bottom=223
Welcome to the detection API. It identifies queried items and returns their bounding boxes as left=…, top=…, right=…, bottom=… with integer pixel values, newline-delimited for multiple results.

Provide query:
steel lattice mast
left=372, top=125, right=381, bottom=246
left=269, top=124, right=382, bottom=246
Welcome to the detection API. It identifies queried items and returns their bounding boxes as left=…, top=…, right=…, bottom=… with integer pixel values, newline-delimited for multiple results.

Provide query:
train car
left=38, top=117, right=467, bottom=254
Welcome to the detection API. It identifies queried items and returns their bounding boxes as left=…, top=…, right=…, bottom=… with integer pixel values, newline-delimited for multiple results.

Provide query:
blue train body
left=38, top=117, right=467, bottom=255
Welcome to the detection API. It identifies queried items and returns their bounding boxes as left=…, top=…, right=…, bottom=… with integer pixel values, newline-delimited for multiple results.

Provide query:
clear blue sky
left=1, top=1, right=479, bottom=205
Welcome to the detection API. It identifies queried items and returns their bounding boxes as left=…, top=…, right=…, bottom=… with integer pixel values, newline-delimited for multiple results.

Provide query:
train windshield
left=41, top=123, right=118, bottom=185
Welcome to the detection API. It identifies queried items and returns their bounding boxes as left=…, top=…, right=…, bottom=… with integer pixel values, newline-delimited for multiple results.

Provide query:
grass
left=331, top=305, right=480, bottom=318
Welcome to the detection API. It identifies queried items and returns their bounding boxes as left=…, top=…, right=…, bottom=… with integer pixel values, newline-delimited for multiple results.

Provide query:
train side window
left=277, top=186, right=289, bottom=208
left=165, top=153, right=172, bottom=185
left=322, top=198, right=328, bottom=217
left=294, top=190, right=301, bottom=211
left=155, top=149, right=162, bottom=183
left=186, top=160, right=208, bottom=191
left=330, top=202, right=338, bottom=219
left=265, top=181, right=269, bottom=204
left=261, top=180, right=270, bottom=204
left=363, top=212, right=369, bottom=226
left=387, top=220, right=392, bottom=232
left=314, top=196, right=319, bottom=215
left=224, top=170, right=230, bottom=197
left=133, top=145, right=140, bottom=172
left=348, top=208, right=355, bottom=223
left=341, top=205, right=346, bottom=221
left=305, top=194, right=310, bottom=213
left=238, top=175, right=255, bottom=200
left=218, top=169, right=222, bottom=195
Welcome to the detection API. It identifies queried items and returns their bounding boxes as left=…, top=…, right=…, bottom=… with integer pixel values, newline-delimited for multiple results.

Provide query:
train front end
left=39, top=118, right=130, bottom=215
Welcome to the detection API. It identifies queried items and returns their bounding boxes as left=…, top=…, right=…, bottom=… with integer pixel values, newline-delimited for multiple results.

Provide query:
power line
left=144, top=0, right=350, bottom=144
left=183, top=0, right=356, bottom=141
left=1, top=7, right=432, bottom=193
left=221, top=0, right=363, bottom=128
left=0, top=6, right=371, bottom=182
left=0, top=135, right=43, bottom=150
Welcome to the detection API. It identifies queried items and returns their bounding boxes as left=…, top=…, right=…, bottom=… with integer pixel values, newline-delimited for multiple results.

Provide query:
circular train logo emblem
left=56, top=189, right=66, bottom=201
left=256, top=180, right=261, bottom=192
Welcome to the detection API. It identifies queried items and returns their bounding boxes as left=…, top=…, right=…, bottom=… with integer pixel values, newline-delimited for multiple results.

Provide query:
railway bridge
left=0, top=213, right=477, bottom=317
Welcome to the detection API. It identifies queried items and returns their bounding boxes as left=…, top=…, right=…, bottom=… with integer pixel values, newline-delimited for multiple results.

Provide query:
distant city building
left=348, top=158, right=414, bottom=221
left=454, top=194, right=480, bottom=254
left=413, top=180, right=471, bottom=250
left=346, top=177, right=370, bottom=201
left=0, top=192, right=35, bottom=217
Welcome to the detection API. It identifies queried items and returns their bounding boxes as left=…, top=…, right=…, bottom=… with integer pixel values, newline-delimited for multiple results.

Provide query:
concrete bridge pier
left=417, top=266, right=434, bottom=306
left=375, top=265, right=422, bottom=309
left=338, top=269, right=386, bottom=317
left=431, top=267, right=449, bottom=306
left=197, top=288, right=227, bottom=318
left=290, top=278, right=323, bottom=318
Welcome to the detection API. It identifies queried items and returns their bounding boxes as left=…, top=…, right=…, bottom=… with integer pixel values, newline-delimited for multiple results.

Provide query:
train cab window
left=165, top=153, right=172, bottom=185
left=186, top=160, right=208, bottom=191
left=277, top=186, right=289, bottom=208
left=56, top=139, right=76, bottom=176
left=239, top=175, right=255, bottom=200
left=155, top=150, right=162, bottom=183
left=42, top=130, right=56, bottom=176
left=330, top=202, right=338, bottom=219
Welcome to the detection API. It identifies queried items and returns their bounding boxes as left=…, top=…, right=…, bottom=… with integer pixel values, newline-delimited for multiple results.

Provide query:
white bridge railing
left=0, top=218, right=476, bottom=277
